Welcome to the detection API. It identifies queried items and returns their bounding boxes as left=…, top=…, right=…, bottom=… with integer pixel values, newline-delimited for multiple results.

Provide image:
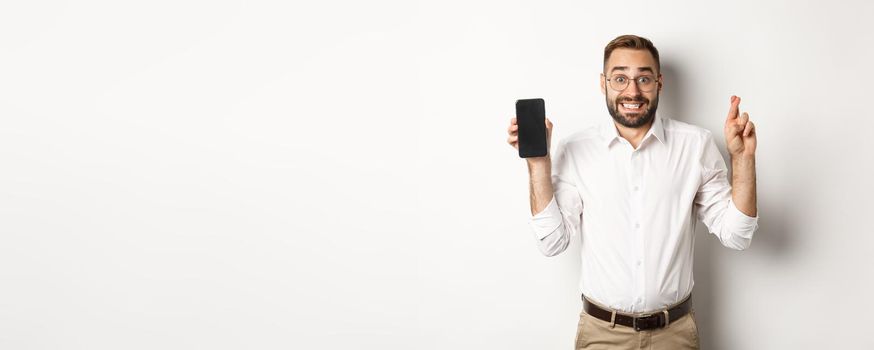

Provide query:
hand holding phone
left=513, top=98, right=550, bottom=158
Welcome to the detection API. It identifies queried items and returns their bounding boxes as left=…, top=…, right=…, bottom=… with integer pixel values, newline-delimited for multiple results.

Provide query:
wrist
left=730, top=153, right=755, bottom=163
left=526, top=156, right=551, bottom=177
left=526, top=155, right=551, bottom=168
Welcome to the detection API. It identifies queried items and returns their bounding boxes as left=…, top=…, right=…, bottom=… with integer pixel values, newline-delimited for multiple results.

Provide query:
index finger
left=726, top=95, right=740, bottom=121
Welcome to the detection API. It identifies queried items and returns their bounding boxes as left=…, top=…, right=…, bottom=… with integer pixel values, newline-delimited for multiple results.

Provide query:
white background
left=2, top=0, right=873, bottom=349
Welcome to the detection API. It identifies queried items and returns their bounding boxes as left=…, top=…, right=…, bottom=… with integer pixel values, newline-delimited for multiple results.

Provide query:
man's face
left=600, top=48, right=662, bottom=128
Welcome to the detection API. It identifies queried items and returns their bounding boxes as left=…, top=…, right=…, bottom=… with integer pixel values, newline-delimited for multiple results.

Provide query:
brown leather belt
left=582, top=294, right=692, bottom=332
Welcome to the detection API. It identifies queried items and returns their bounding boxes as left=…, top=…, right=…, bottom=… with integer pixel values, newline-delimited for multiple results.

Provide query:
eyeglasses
left=604, top=74, right=659, bottom=92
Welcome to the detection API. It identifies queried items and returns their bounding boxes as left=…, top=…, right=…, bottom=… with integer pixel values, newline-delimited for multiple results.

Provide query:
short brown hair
left=603, top=35, right=660, bottom=73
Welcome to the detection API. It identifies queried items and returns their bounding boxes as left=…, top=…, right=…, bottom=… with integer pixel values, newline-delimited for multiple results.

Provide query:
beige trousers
left=574, top=308, right=700, bottom=349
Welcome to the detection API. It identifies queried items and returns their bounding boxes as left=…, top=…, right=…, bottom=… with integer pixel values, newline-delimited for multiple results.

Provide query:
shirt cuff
left=726, top=198, right=759, bottom=233
left=529, top=196, right=562, bottom=240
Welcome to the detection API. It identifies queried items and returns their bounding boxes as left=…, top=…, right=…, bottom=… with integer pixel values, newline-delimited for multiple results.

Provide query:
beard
left=606, top=93, right=659, bottom=128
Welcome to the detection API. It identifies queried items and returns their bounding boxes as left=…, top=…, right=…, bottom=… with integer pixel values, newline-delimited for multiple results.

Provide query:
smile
left=621, top=103, right=645, bottom=111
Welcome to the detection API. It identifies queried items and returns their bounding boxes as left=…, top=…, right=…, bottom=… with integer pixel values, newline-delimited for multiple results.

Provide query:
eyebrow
left=610, top=66, right=655, bottom=74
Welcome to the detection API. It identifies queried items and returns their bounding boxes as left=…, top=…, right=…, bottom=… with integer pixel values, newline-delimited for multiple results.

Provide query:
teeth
left=622, top=103, right=641, bottom=108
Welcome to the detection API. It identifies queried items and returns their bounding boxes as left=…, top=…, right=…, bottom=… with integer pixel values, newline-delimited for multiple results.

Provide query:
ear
left=657, top=74, right=663, bottom=93
left=600, top=73, right=607, bottom=95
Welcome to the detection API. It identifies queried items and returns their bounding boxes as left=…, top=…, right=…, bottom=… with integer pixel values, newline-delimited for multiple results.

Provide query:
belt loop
left=662, top=309, right=670, bottom=327
left=610, top=310, right=616, bottom=328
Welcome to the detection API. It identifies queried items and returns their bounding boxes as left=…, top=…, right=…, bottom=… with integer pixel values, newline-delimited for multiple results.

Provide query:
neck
left=614, top=118, right=654, bottom=149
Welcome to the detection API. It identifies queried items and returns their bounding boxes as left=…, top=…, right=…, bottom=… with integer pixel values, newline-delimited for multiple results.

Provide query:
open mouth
left=619, top=102, right=646, bottom=112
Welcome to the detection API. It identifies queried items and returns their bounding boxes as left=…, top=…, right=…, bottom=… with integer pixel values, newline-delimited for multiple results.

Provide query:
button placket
left=630, top=149, right=646, bottom=310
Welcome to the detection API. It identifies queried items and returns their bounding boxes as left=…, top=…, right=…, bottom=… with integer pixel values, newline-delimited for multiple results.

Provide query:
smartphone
left=515, top=98, right=548, bottom=158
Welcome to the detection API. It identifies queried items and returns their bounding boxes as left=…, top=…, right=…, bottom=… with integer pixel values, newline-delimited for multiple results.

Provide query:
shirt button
left=635, top=223, right=640, bottom=229
left=636, top=260, right=642, bottom=267
left=633, top=186, right=639, bottom=191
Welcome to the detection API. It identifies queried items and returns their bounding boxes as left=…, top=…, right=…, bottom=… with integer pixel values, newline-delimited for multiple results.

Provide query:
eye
left=613, top=76, right=628, bottom=84
left=638, top=76, right=653, bottom=85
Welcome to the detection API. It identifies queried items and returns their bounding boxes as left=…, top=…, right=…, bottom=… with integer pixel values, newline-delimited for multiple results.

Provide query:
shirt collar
left=600, top=115, right=666, bottom=149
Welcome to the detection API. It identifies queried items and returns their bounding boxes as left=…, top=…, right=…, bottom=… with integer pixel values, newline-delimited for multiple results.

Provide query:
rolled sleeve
left=524, top=139, right=584, bottom=257
left=694, top=132, right=760, bottom=250
left=529, top=196, right=563, bottom=240
left=725, top=198, right=759, bottom=233
left=721, top=198, right=759, bottom=248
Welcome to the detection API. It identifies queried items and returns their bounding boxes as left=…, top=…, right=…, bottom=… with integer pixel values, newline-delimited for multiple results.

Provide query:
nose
left=624, top=79, right=641, bottom=95
left=619, top=80, right=645, bottom=101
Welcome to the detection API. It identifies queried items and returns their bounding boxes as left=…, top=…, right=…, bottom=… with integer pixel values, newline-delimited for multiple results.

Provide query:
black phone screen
left=515, top=98, right=547, bottom=158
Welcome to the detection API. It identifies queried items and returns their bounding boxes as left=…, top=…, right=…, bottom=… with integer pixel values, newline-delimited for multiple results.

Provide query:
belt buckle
left=632, top=313, right=656, bottom=332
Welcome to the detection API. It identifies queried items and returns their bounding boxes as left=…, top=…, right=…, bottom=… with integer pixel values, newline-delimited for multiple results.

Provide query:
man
left=505, top=35, right=758, bottom=349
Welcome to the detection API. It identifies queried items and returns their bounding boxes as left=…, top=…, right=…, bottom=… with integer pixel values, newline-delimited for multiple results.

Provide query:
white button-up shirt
left=529, top=115, right=759, bottom=313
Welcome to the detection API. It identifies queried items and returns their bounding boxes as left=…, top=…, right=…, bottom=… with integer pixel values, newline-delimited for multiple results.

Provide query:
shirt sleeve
left=693, top=131, right=759, bottom=250
left=528, top=139, right=584, bottom=257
